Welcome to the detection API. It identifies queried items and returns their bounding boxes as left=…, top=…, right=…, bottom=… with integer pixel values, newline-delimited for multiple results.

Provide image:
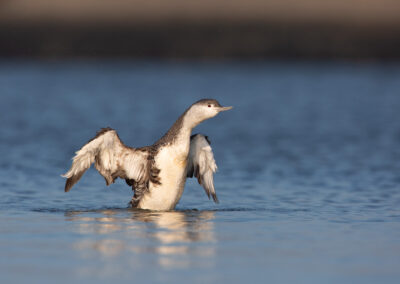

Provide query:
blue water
left=1, top=60, right=400, bottom=283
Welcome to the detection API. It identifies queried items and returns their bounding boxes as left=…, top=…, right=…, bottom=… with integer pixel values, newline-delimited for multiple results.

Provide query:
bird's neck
left=172, top=109, right=199, bottom=144
left=157, top=107, right=200, bottom=147
left=183, top=107, right=203, bottom=130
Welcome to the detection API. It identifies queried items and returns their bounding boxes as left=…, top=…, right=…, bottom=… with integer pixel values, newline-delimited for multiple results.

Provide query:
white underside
left=138, top=146, right=189, bottom=211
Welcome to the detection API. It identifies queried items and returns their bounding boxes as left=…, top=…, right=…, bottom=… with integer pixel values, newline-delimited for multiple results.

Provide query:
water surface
left=1, top=60, right=400, bottom=283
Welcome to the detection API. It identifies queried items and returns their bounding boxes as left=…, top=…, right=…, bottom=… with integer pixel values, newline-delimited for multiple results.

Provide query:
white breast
left=138, top=145, right=189, bottom=210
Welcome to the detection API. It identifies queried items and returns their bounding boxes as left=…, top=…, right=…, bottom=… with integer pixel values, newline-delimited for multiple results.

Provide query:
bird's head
left=186, top=99, right=233, bottom=127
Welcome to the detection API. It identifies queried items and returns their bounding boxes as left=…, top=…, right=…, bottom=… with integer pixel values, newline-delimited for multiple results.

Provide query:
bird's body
left=140, top=145, right=188, bottom=210
left=63, top=99, right=231, bottom=210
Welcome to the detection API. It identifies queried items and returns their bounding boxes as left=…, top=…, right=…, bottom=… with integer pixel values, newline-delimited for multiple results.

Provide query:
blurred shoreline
left=1, top=1, right=400, bottom=59
left=2, top=22, right=400, bottom=60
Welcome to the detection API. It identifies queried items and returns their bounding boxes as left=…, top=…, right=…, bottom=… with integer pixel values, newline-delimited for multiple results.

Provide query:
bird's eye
left=208, top=104, right=211, bottom=107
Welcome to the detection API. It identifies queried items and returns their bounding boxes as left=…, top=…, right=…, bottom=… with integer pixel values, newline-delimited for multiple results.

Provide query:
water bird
left=62, top=99, right=232, bottom=210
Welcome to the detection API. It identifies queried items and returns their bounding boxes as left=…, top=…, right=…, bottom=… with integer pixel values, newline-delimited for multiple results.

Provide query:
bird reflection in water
left=65, top=209, right=216, bottom=272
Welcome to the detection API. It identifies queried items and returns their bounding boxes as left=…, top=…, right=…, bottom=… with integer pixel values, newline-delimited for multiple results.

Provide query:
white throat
left=182, top=106, right=213, bottom=130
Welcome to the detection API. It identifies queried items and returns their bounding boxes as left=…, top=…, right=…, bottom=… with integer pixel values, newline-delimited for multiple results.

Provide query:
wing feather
left=62, top=128, right=149, bottom=192
left=186, top=134, right=219, bottom=203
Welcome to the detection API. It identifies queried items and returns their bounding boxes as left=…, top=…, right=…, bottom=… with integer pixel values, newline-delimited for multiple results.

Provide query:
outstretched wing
left=186, top=134, right=219, bottom=203
left=62, top=128, right=149, bottom=192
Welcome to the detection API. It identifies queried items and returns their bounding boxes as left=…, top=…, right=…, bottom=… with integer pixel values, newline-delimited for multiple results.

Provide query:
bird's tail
left=62, top=128, right=112, bottom=192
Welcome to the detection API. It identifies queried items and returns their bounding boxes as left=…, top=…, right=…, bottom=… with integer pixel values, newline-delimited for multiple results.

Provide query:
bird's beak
left=218, top=106, right=233, bottom=112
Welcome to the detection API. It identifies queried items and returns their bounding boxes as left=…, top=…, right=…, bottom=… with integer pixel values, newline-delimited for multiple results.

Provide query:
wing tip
left=63, top=171, right=85, bottom=192
left=64, top=178, right=73, bottom=192
left=211, top=193, right=219, bottom=204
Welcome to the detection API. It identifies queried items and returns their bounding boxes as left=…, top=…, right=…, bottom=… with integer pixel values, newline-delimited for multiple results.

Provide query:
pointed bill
left=218, top=106, right=233, bottom=111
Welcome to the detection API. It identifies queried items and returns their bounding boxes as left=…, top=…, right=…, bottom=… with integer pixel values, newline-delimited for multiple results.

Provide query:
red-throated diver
left=62, top=99, right=232, bottom=210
